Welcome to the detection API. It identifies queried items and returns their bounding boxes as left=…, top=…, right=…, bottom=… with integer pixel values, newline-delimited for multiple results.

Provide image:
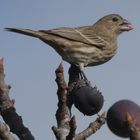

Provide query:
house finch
left=5, top=14, right=133, bottom=78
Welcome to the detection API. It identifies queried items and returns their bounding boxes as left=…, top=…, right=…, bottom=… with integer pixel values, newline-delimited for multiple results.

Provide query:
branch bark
left=52, top=63, right=71, bottom=140
left=74, top=112, right=106, bottom=140
left=0, top=121, right=17, bottom=140
left=53, top=63, right=106, bottom=140
left=0, top=58, right=35, bottom=140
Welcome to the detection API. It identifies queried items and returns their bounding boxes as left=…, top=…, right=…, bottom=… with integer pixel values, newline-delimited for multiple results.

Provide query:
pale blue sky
left=1, top=1, right=140, bottom=140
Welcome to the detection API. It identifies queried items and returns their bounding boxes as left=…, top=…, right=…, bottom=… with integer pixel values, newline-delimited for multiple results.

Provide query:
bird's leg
left=78, top=64, right=88, bottom=80
left=79, top=65, right=91, bottom=86
left=79, top=69, right=88, bottom=80
left=68, top=64, right=89, bottom=81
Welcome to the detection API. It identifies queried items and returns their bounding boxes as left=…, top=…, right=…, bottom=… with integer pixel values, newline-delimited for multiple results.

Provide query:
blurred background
left=0, top=1, right=140, bottom=139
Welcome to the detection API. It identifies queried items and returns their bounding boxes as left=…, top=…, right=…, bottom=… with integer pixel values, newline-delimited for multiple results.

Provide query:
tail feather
left=5, top=28, right=38, bottom=38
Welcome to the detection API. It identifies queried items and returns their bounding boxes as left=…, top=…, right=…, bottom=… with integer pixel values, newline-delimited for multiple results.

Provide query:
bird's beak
left=120, top=19, right=133, bottom=31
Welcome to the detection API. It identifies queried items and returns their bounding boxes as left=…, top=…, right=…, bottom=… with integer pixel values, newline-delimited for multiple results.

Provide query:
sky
left=0, top=1, right=140, bottom=140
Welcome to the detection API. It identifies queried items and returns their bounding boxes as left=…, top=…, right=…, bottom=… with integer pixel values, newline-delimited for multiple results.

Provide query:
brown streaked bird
left=5, top=14, right=133, bottom=79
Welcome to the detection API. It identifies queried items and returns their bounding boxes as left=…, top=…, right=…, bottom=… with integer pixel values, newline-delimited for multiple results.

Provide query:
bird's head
left=94, top=14, right=133, bottom=35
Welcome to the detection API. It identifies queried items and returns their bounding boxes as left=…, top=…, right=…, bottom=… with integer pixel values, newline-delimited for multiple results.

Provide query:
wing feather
left=40, top=26, right=106, bottom=48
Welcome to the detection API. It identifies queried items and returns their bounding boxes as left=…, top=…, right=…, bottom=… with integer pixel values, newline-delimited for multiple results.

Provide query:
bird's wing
left=39, top=26, right=106, bottom=48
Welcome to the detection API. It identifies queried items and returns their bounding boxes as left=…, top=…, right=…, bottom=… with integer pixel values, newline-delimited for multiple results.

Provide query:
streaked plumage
left=5, top=14, right=133, bottom=69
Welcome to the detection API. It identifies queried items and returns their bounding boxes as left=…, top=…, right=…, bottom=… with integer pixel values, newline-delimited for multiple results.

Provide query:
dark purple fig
left=107, top=100, right=140, bottom=138
left=69, top=80, right=104, bottom=116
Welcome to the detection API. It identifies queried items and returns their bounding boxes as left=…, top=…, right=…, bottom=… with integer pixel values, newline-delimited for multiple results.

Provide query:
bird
left=5, top=14, right=133, bottom=79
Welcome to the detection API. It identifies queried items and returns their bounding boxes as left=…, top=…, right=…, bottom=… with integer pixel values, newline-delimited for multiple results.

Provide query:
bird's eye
left=112, top=17, right=118, bottom=22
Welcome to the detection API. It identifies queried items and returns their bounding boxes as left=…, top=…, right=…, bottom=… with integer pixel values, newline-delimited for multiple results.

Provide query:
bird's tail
left=5, top=28, right=39, bottom=38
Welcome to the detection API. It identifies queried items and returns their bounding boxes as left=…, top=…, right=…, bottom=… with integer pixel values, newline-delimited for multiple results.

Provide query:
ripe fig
left=107, top=100, right=140, bottom=138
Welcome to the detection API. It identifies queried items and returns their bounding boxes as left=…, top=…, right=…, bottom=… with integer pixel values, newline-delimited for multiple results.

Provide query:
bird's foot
left=79, top=69, right=88, bottom=80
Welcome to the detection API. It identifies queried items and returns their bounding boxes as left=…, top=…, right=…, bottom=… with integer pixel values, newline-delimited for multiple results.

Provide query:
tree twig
left=66, top=115, right=77, bottom=140
left=52, top=63, right=71, bottom=140
left=74, top=112, right=106, bottom=140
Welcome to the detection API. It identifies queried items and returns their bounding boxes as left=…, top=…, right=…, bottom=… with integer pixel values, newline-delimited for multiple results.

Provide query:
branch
left=0, top=58, right=14, bottom=111
left=0, top=58, right=35, bottom=140
left=52, top=63, right=71, bottom=140
left=0, top=121, right=17, bottom=140
left=66, top=115, right=77, bottom=140
left=74, top=112, right=106, bottom=140
left=53, top=63, right=106, bottom=140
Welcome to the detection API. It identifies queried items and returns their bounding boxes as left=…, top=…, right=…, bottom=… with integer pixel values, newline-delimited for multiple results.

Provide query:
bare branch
left=0, top=121, right=17, bottom=140
left=74, top=112, right=106, bottom=140
left=53, top=63, right=106, bottom=140
left=52, top=63, right=71, bottom=140
left=66, top=116, right=77, bottom=140
left=0, top=58, right=35, bottom=140
left=0, top=58, right=14, bottom=111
